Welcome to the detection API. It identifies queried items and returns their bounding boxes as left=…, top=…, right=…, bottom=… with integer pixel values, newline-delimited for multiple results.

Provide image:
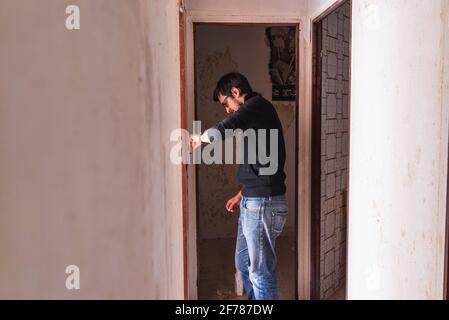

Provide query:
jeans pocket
left=271, top=208, right=288, bottom=234
left=243, top=199, right=262, bottom=220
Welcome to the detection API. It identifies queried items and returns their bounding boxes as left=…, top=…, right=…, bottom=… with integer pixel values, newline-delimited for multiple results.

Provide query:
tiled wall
left=319, top=1, right=350, bottom=299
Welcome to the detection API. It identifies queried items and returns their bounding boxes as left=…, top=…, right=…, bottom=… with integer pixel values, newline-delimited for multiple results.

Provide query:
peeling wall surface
left=195, top=26, right=240, bottom=240
left=348, top=0, right=449, bottom=300
left=0, top=0, right=184, bottom=299
left=195, top=25, right=296, bottom=239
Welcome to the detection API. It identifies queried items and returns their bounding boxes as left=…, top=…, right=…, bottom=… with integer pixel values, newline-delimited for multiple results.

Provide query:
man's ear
left=231, top=87, right=241, bottom=98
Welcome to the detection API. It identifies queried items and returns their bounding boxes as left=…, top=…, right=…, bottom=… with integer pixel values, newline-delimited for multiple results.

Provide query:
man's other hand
left=225, top=192, right=242, bottom=213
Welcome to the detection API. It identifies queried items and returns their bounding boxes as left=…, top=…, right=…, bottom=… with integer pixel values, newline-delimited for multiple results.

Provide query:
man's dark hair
left=213, top=72, right=253, bottom=102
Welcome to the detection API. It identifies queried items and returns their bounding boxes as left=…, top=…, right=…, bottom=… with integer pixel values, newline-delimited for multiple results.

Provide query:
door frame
left=181, top=10, right=302, bottom=300
left=310, top=0, right=352, bottom=300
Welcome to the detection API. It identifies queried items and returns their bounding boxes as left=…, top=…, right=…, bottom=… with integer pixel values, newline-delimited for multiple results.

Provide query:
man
left=190, top=72, right=288, bottom=300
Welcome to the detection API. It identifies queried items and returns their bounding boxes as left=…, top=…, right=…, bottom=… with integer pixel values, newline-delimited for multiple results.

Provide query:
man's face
left=218, top=88, right=243, bottom=114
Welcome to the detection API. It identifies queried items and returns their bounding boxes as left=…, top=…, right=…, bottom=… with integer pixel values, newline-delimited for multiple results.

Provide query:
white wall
left=0, top=0, right=184, bottom=299
left=146, top=0, right=185, bottom=299
left=348, top=0, right=449, bottom=299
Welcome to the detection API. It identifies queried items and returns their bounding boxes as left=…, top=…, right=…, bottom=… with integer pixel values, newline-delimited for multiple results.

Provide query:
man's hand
left=225, top=191, right=242, bottom=213
left=189, top=134, right=202, bottom=153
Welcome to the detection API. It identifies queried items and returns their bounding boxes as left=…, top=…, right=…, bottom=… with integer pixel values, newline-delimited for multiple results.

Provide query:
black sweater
left=207, top=92, right=286, bottom=197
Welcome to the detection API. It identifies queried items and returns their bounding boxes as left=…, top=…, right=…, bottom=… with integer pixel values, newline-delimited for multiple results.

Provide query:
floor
left=198, top=237, right=296, bottom=300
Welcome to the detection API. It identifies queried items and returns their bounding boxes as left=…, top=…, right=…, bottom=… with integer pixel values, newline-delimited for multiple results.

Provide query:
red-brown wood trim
left=294, top=23, right=300, bottom=301
left=310, top=19, right=323, bottom=301
left=194, top=22, right=298, bottom=27
left=193, top=22, right=201, bottom=299
left=179, top=1, right=188, bottom=300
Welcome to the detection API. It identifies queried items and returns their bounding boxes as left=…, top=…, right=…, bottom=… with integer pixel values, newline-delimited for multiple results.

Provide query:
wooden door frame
left=180, top=9, right=302, bottom=300
left=178, top=0, right=189, bottom=300
left=310, top=0, right=352, bottom=300
left=310, top=17, right=323, bottom=300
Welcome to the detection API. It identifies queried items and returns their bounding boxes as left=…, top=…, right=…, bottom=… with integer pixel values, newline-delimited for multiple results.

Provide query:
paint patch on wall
left=273, top=102, right=295, bottom=133
left=196, top=48, right=241, bottom=239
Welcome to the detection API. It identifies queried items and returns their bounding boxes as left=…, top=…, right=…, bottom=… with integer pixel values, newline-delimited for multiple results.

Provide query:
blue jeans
left=235, top=193, right=288, bottom=300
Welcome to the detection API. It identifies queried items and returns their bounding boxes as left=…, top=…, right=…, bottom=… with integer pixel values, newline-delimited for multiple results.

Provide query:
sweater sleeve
left=207, top=107, right=255, bottom=142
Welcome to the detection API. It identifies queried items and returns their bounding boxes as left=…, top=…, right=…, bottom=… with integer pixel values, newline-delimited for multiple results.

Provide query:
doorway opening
left=311, top=0, right=351, bottom=300
left=190, top=23, right=300, bottom=300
